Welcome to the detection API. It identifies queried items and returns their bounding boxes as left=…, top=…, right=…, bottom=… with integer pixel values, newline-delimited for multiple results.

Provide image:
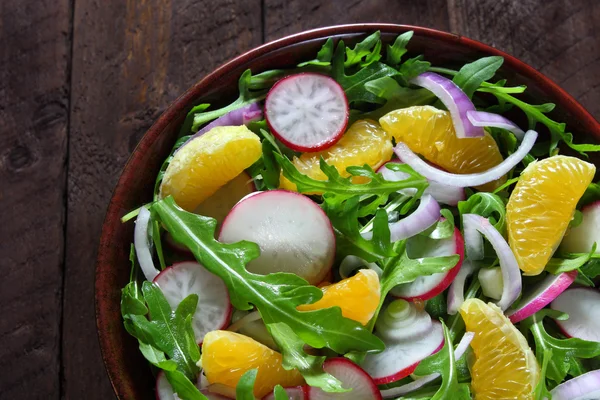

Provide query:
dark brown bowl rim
left=95, top=23, right=600, bottom=399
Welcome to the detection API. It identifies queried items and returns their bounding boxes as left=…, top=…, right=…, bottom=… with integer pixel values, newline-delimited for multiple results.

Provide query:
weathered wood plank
left=65, top=0, right=262, bottom=397
left=447, top=0, right=600, bottom=119
left=0, top=0, right=70, bottom=398
left=264, top=0, right=450, bottom=41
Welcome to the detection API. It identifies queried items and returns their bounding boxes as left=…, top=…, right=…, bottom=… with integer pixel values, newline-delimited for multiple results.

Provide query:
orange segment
left=194, top=171, right=255, bottom=224
left=159, top=126, right=261, bottom=211
left=279, top=119, right=393, bottom=192
left=201, top=330, right=304, bottom=398
left=507, top=156, right=595, bottom=275
left=459, top=299, right=539, bottom=400
left=379, top=106, right=505, bottom=191
left=297, top=269, right=380, bottom=325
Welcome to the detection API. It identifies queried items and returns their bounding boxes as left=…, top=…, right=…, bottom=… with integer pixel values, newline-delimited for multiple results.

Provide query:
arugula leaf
left=164, top=370, right=208, bottom=400
left=179, top=104, right=210, bottom=136
left=386, top=31, right=414, bottom=66
left=323, top=196, right=394, bottom=262
left=458, top=192, right=506, bottom=234
left=414, top=322, right=471, bottom=400
left=425, top=292, right=448, bottom=320
left=423, top=209, right=455, bottom=240
left=363, top=76, right=436, bottom=120
left=331, top=40, right=399, bottom=104
left=546, top=244, right=599, bottom=273
left=236, top=369, right=258, bottom=400
left=453, top=56, right=503, bottom=98
left=345, top=31, right=382, bottom=68
left=247, top=128, right=282, bottom=190
left=276, top=154, right=428, bottom=213
left=522, top=311, right=600, bottom=383
left=152, top=197, right=384, bottom=358
left=581, top=258, right=600, bottom=280
left=268, top=322, right=347, bottom=393
left=191, top=70, right=268, bottom=132
left=579, top=181, right=600, bottom=207
left=272, top=385, right=289, bottom=400
left=398, top=56, right=431, bottom=84
left=533, top=349, right=553, bottom=400
left=298, top=38, right=335, bottom=67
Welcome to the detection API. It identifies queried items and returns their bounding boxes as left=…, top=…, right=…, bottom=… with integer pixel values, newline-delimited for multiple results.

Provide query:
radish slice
left=362, top=195, right=441, bottom=243
left=507, top=271, right=577, bottom=323
left=265, top=73, right=349, bottom=152
left=219, top=190, right=335, bottom=285
left=164, top=231, right=192, bottom=255
left=550, top=287, right=600, bottom=341
left=134, top=207, right=160, bottom=281
left=379, top=332, right=475, bottom=399
left=308, top=358, right=381, bottom=400
left=560, top=201, right=600, bottom=253
left=156, top=372, right=228, bottom=400
left=153, top=261, right=232, bottom=344
left=362, top=301, right=444, bottom=384
left=447, top=260, right=476, bottom=315
left=478, top=267, right=503, bottom=300
left=462, top=214, right=521, bottom=310
left=394, top=130, right=538, bottom=188
left=262, top=386, right=308, bottom=400
left=390, top=223, right=464, bottom=301
left=378, top=160, right=466, bottom=206
left=549, top=369, right=600, bottom=400
left=466, top=110, right=525, bottom=141
left=409, top=72, right=483, bottom=138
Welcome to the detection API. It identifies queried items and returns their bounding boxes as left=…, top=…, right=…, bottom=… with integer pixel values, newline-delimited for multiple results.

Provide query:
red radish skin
left=262, top=386, right=308, bottom=400
left=551, top=287, right=600, bottom=342
left=308, top=358, right=382, bottom=400
left=391, top=225, right=464, bottom=302
left=219, top=190, right=335, bottom=285
left=362, top=321, right=444, bottom=385
left=153, top=261, right=232, bottom=344
left=507, top=270, right=578, bottom=323
left=265, top=73, right=349, bottom=152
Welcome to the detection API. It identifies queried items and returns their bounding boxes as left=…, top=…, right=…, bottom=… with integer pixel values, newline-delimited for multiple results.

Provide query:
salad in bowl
left=117, top=30, right=600, bottom=400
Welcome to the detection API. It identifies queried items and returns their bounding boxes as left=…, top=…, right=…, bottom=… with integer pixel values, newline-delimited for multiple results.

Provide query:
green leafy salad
left=120, top=31, right=600, bottom=400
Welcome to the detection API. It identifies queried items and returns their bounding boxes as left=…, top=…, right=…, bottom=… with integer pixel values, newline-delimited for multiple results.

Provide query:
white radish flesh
left=265, top=73, right=349, bottom=152
left=308, top=358, right=382, bottom=400
left=560, top=201, right=600, bottom=254
left=478, top=267, right=503, bottom=300
left=219, top=190, right=335, bottom=285
left=550, top=287, right=600, bottom=342
left=262, top=386, right=308, bottom=400
left=378, top=161, right=465, bottom=206
left=390, top=224, right=464, bottom=301
left=507, top=271, right=577, bottom=323
left=153, top=261, right=232, bottom=344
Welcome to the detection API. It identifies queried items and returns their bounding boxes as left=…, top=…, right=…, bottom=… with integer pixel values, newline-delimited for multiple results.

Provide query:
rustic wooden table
left=1, top=0, right=599, bottom=398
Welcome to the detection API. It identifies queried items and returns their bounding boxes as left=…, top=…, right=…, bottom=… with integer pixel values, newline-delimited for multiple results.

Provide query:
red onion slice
left=362, top=195, right=440, bottom=242
left=447, top=260, right=476, bottom=315
left=466, top=110, right=525, bottom=141
left=394, top=130, right=538, bottom=188
left=462, top=214, right=521, bottom=310
left=410, top=72, right=483, bottom=138
left=134, top=207, right=160, bottom=281
left=549, top=369, right=600, bottom=400
left=177, top=102, right=263, bottom=152
left=379, top=332, right=475, bottom=399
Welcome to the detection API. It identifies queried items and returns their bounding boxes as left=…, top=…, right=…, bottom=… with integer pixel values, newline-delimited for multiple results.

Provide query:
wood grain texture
left=65, top=0, right=262, bottom=397
left=448, top=0, right=600, bottom=119
left=264, top=0, right=450, bottom=41
left=0, top=0, right=70, bottom=398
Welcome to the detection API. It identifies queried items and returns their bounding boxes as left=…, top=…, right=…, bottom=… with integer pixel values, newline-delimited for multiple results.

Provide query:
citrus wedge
left=297, top=269, right=380, bottom=326
left=459, top=299, right=539, bottom=400
left=379, top=106, right=505, bottom=191
left=159, top=126, right=261, bottom=211
left=507, top=155, right=595, bottom=275
left=279, top=119, right=393, bottom=192
left=201, top=330, right=304, bottom=398
left=193, top=171, right=255, bottom=224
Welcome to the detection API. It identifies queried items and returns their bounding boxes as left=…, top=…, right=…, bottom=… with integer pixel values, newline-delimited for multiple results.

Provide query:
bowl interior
left=95, top=24, right=600, bottom=399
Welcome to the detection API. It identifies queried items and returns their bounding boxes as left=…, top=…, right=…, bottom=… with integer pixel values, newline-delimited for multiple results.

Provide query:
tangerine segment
left=194, top=171, right=255, bottom=224
left=297, top=269, right=380, bottom=326
left=379, top=106, right=505, bottom=191
left=201, top=330, right=304, bottom=398
left=159, top=126, right=262, bottom=211
left=459, top=299, right=539, bottom=400
left=507, top=156, right=595, bottom=275
left=279, top=119, right=393, bottom=192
